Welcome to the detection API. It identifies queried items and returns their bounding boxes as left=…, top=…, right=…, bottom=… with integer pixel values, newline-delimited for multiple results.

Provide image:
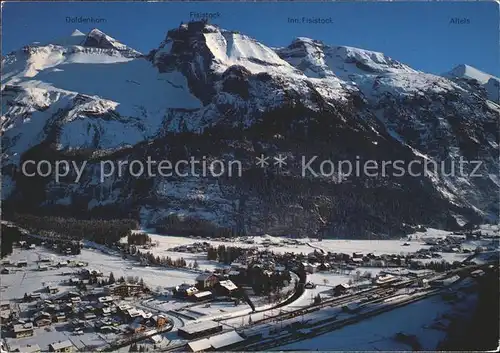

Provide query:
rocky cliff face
left=2, top=22, right=499, bottom=238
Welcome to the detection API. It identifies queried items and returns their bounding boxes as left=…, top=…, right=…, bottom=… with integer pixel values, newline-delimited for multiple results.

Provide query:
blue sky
left=3, top=1, right=499, bottom=76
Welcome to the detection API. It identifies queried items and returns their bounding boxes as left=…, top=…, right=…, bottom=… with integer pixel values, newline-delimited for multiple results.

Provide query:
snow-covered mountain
left=444, top=64, right=500, bottom=103
left=2, top=23, right=499, bottom=238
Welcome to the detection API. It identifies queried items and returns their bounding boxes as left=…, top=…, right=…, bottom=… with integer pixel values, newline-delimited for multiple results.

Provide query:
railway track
left=250, top=287, right=393, bottom=326
left=242, top=288, right=445, bottom=351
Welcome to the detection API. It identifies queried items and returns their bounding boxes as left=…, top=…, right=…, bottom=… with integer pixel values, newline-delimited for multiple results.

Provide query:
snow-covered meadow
left=131, top=225, right=499, bottom=270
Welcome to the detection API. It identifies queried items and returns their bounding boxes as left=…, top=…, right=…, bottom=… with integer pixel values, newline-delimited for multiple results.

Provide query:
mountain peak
left=82, top=28, right=142, bottom=55
left=87, top=28, right=106, bottom=37
left=446, top=64, right=497, bottom=84
left=292, top=37, right=323, bottom=46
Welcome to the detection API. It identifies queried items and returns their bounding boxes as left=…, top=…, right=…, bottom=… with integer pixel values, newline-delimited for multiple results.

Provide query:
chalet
left=150, top=335, right=163, bottom=345
left=13, top=323, right=34, bottom=338
left=69, top=278, right=82, bottom=285
left=28, top=293, right=41, bottom=301
left=47, top=286, right=59, bottom=294
left=126, top=308, right=143, bottom=320
left=71, top=319, right=86, bottom=330
left=424, top=238, right=439, bottom=245
left=333, top=283, right=350, bottom=296
left=38, top=265, right=49, bottom=271
left=193, top=291, right=213, bottom=301
left=1, top=309, right=12, bottom=324
left=70, top=296, right=82, bottom=304
left=53, top=313, right=67, bottom=323
left=11, top=344, right=41, bottom=353
left=48, top=340, right=73, bottom=353
left=339, top=253, right=351, bottom=261
left=39, top=258, right=51, bottom=263
left=101, top=307, right=112, bottom=316
left=1, top=268, right=11, bottom=274
left=117, top=303, right=132, bottom=313
left=17, top=260, right=28, bottom=268
left=303, top=263, right=318, bottom=274
left=151, top=314, right=169, bottom=328
left=63, top=291, right=80, bottom=299
left=44, top=304, right=56, bottom=313
left=97, top=324, right=116, bottom=334
left=230, top=262, right=248, bottom=270
left=374, top=274, right=400, bottom=285
left=83, top=312, right=97, bottom=320
left=34, top=312, right=52, bottom=327
left=196, top=273, right=219, bottom=290
left=81, top=269, right=103, bottom=278
left=56, top=261, right=68, bottom=267
left=175, top=284, right=199, bottom=298
left=106, top=283, right=143, bottom=297
left=97, top=296, right=113, bottom=304
left=0, top=301, right=10, bottom=311
left=350, top=258, right=363, bottom=265
left=368, top=259, right=386, bottom=267
left=62, top=303, right=73, bottom=312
